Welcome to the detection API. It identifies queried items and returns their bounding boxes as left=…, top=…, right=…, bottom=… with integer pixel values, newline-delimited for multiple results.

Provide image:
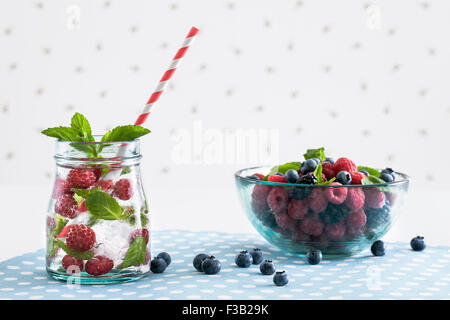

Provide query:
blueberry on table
left=201, top=256, right=221, bottom=274
left=235, top=250, right=253, bottom=268
left=336, top=171, right=352, bottom=185
left=193, top=253, right=209, bottom=272
left=410, top=236, right=426, bottom=251
left=259, top=260, right=276, bottom=275
left=306, top=249, right=322, bottom=265
left=156, top=252, right=171, bottom=266
left=379, top=172, right=394, bottom=183
left=371, top=240, right=386, bottom=256
left=250, top=248, right=264, bottom=265
left=285, top=169, right=300, bottom=184
left=150, top=257, right=168, bottom=273
left=273, top=271, right=288, bottom=286
left=301, top=159, right=317, bottom=175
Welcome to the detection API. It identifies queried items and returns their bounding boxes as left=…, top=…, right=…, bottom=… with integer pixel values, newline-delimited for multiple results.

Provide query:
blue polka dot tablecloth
left=0, top=230, right=449, bottom=300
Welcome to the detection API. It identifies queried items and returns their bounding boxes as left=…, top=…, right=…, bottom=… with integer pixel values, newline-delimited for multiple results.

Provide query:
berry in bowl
left=234, top=148, right=410, bottom=258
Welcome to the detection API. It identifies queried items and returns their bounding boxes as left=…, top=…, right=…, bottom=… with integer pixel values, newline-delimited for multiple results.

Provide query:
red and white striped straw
left=101, top=26, right=199, bottom=184
left=134, top=26, right=199, bottom=126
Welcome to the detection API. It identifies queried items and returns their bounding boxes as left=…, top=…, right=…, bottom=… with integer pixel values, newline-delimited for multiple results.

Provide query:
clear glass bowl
left=235, top=166, right=410, bottom=258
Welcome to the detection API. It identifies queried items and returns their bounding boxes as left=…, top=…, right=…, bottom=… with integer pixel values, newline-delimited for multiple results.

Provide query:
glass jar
left=46, top=138, right=150, bottom=284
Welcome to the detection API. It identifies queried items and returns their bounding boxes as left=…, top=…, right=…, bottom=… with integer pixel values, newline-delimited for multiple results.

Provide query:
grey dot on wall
left=383, top=105, right=391, bottom=115
left=265, top=66, right=275, bottom=74
left=66, top=104, right=74, bottom=111
left=360, top=82, right=368, bottom=91
left=290, top=90, right=299, bottom=99
left=225, top=88, right=234, bottom=97
left=255, top=105, right=264, bottom=112
left=99, top=90, right=107, bottom=98
left=329, top=110, right=338, bottom=118
left=264, top=19, right=271, bottom=28
left=361, top=129, right=371, bottom=137
left=96, top=42, right=103, bottom=51
left=427, top=47, right=436, bottom=56
left=36, top=87, right=45, bottom=95
left=352, top=42, right=361, bottom=50
left=104, top=1, right=111, bottom=8
left=226, top=2, right=235, bottom=9
left=2, top=105, right=8, bottom=113
left=5, top=152, right=14, bottom=160
left=74, top=66, right=84, bottom=73
left=388, top=28, right=396, bottom=36
left=419, top=89, right=428, bottom=97
left=420, top=2, right=430, bottom=9
left=295, top=127, right=302, bottom=134
left=198, top=64, right=207, bottom=71
left=169, top=3, right=178, bottom=10
left=322, top=25, right=331, bottom=34
left=392, top=64, right=400, bottom=72
left=322, top=65, right=332, bottom=73
left=130, top=25, right=139, bottom=33
left=42, top=47, right=51, bottom=55
left=35, top=2, right=44, bottom=9
left=296, top=1, right=303, bottom=7
left=9, top=63, right=18, bottom=71
left=4, top=27, right=12, bottom=36
left=130, top=65, right=140, bottom=72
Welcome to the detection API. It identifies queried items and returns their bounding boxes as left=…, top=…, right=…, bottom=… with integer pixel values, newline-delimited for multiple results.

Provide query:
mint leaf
left=117, top=236, right=147, bottom=270
left=72, top=187, right=102, bottom=199
left=42, top=126, right=77, bottom=141
left=267, top=162, right=301, bottom=176
left=121, top=167, right=131, bottom=175
left=85, top=191, right=125, bottom=220
left=303, top=147, right=326, bottom=162
left=357, top=166, right=380, bottom=177
left=57, top=239, right=94, bottom=260
left=318, top=177, right=336, bottom=185
left=70, top=112, right=94, bottom=142
left=314, top=164, right=323, bottom=183
left=362, top=176, right=386, bottom=185
left=102, top=125, right=150, bottom=142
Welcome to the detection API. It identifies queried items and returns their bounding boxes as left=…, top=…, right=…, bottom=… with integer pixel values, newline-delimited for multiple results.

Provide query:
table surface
left=0, top=230, right=449, bottom=300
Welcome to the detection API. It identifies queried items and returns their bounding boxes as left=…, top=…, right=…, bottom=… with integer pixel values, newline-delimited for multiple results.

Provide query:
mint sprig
left=314, top=164, right=323, bottom=183
left=101, top=125, right=150, bottom=143
left=264, top=162, right=301, bottom=180
left=85, top=191, right=125, bottom=221
left=57, top=239, right=94, bottom=260
left=117, top=236, right=147, bottom=270
left=72, top=187, right=102, bottom=199
left=303, top=147, right=326, bottom=162
left=357, top=166, right=380, bottom=177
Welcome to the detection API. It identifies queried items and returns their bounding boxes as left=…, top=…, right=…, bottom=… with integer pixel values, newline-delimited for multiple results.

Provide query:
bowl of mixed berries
left=234, top=147, right=410, bottom=258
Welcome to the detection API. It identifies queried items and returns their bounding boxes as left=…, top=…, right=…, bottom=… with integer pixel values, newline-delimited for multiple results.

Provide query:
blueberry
left=336, top=171, right=352, bottom=185
left=381, top=168, right=396, bottom=180
left=410, top=236, right=426, bottom=251
left=193, top=253, right=209, bottom=272
left=246, top=175, right=260, bottom=181
left=311, top=158, right=321, bottom=165
left=290, top=187, right=312, bottom=200
left=365, top=204, right=391, bottom=230
left=201, top=256, right=221, bottom=274
left=259, top=260, right=276, bottom=275
left=358, top=169, right=369, bottom=176
left=325, top=157, right=335, bottom=165
left=150, top=257, right=167, bottom=273
left=157, top=252, right=171, bottom=266
left=306, top=249, right=322, bottom=265
left=379, top=172, right=394, bottom=183
left=371, top=240, right=386, bottom=256
left=235, top=250, right=253, bottom=268
left=273, top=271, right=288, bottom=286
left=285, top=169, right=299, bottom=184
left=300, top=159, right=317, bottom=175
left=250, top=248, right=264, bottom=265
left=274, top=172, right=284, bottom=176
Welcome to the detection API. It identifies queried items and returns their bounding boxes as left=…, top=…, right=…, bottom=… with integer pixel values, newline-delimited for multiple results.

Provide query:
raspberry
left=112, top=179, right=133, bottom=200
left=364, top=188, right=386, bottom=209
left=292, top=228, right=311, bottom=242
left=345, top=209, right=367, bottom=228
left=350, top=172, right=365, bottom=185
left=322, top=161, right=335, bottom=180
left=55, top=194, right=79, bottom=219
left=252, top=173, right=264, bottom=180
left=85, top=255, right=114, bottom=276
left=66, top=224, right=96, bottom=252
left=325, top=222, right=346, bottom=241
left=287, top=199, right=308, bottom=220
left=130, top=228, right=149, bottom=244
left=267, top=175, right=287, bottom=183
left=52, top=177, right=71, bottom=199
left=251, top=185, right=271, bottom=214
left=345, top=226, right=365, bottom=239
left=344, top=187, right=365, bottom=211
left=92, top=179, right=114, bottom=191
left=275, top=211, right=297, bottom=231
left=78, top=200, right=88, bottom=213
left=67, top=168, right=97, bottom=189
left=386, top=192, right=397, bottom=206
left=311, top=233, right=328, bottom=249
left=267, top=187, right=290, bottom=213
left=307, top=188, right=328, bottom=214
left=324, top=182, right=348, bottom=204
left=333, top=157, right=357, bottom=174
left=58, top=225, right=72, bottom=238
left=300, top=213, right=324, bottom=237
left=62, top=255, right=84, bottom=273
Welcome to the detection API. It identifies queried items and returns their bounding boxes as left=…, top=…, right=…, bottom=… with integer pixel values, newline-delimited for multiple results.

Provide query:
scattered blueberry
left=410, top=236, right=426, bottom=251
left=157, top=252, right=171, bottom=266
left=371, top=240, right=386, bottom=256
left=273, top=271, right=289, bottom=286
left=150, top=257, right=167, bottom=273
left=250, top=248, right=264, bottom=265
left=336, top=170, right=352, bottom=185
left=325, top=157, right=335, bottom=165
left=201, top=256, right=221, bottom=274
left=259, top=260, right=276, bottom=275
left=193, top=253, right=209, bottom=272
left=285, top=169, right=299, bottom=184
left=300, top=159, right=317, bottom=175
left=235, top=250, right=253, bottom=268
left=358, top=169, right=369, bottom=176
left=379, top=172, right=394, bottom=183
left=306, top=249, right=322, bottom=265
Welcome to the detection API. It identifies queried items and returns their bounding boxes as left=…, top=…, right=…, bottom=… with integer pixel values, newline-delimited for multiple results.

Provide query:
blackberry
left=298, top=173, right=317, bottom=185
left=319, top=203, right=350, bottom=224
left=365, top=204, right=391, bottom=230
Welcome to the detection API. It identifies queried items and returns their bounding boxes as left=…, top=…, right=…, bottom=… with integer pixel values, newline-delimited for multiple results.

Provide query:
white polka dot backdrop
left=0, top=231, right=449, bottom=300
